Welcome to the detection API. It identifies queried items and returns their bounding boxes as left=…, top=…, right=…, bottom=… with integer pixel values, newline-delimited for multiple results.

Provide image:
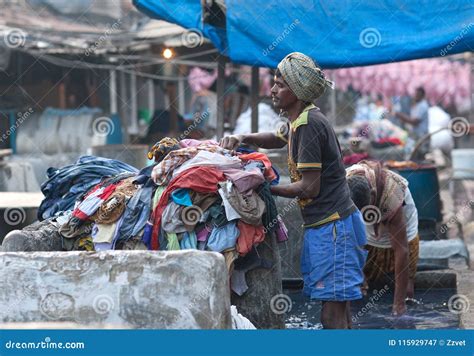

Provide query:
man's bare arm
left=220, top=132, right=287, bottom=150
left=270, top=169, right=321, bottom=199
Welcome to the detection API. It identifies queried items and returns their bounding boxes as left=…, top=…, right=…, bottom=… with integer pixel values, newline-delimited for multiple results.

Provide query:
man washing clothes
left=221, top=52, right=367, bottom=329
left=346, top=160, right=420, bottom=316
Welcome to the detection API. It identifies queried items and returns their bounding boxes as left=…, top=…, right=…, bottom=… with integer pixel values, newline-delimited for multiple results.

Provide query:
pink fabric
left=224, top=168, right=265, bottom=195
left=179, top=139, right=219, bottom=148
left=196, top=225, right=212, bottom=242
left=275, top=216, right=289, bottom=243
left=326, top=58, right=470, bottom=110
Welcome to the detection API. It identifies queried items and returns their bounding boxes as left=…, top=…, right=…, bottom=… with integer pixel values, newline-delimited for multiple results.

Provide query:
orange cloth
left=236, top=221, right=265, bottom=256
left=238, top=152, right=277, bottom=182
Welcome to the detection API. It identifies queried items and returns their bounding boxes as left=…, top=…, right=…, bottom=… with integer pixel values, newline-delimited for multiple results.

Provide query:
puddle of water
left=284, top=288, right=460, bottom=329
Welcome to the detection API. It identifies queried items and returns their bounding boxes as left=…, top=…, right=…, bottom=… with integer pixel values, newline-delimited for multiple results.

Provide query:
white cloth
left=92, top=222, right=118, bottom=244
left=366, top=187, right=418, bottom=248
left=172, top=150, right=241, bottom=178
left=218, top=181, right=242, bottom=221
left=231, top=305, right=256, bottom=329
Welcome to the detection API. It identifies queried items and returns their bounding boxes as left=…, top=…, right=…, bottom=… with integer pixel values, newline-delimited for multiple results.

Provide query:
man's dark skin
left=221, top=75, right=352, bottom=329
left=365, top=189, right=410, bottom=316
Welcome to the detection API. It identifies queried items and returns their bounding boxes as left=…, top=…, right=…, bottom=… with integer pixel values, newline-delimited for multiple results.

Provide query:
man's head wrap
left=277, top=52, right=334, bottom=102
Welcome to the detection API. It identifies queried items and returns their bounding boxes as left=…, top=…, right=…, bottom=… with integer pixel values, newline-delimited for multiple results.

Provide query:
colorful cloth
left=179, top=139, right=219, bottom=148
left=171, top=188, right=193, bottom=207
left=91, top=177, right=138, bottom=224
left=166, top=232, right=181, bottom=251
left=224, top=168, right=265, bottom=195
left=38, top=155, right=138, bottom=221
left=116, top=181, right=154, bottom=242
left=218, top=181, right=266, bottom=226
left=351, top=119, right=408, bottom=144
left=207, top=221, right=240, bottom=252
left=238, top=152, right=277, bottom=182
left=150, top=167, right=226, bottom=250
left=72, top=182, right=121, bottom=221
left=180, top=231, right=198, bottom=250
left=147, top=137, right=180, bottom=161
left=275, top=216, right=289, bottom=243
left=236, top=221, right=265, bottom=256
left=172, top=150, right=241, bottom=179
left=151, top=145, right=233, bottom=185
left=364, top=235, right=419, bottom=282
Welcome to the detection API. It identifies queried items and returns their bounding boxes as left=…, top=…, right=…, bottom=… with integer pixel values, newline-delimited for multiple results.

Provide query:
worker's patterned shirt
left=277, top=104, right=356, bottom=227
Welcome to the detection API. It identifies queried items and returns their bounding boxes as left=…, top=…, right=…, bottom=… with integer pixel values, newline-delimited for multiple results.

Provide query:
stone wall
left=0, top=250, right=232, bottom=329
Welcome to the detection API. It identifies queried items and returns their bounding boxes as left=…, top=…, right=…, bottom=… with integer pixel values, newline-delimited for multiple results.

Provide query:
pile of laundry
left=31, top=138, right=288, bottom=295
left=348, top=119, right=408, bottom=148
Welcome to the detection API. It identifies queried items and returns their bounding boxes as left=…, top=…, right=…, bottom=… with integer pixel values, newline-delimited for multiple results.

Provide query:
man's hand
left=220, top=135, right=243, bottom=150
left=388, top=207, right=409, bottom=318
left=392, top=301, right=407, bottom=316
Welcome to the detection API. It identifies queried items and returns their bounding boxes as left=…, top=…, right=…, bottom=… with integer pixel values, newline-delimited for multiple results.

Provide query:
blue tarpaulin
left=134, top=0, right=474, bottom=68
left=134, top=0, right=228, bottom=54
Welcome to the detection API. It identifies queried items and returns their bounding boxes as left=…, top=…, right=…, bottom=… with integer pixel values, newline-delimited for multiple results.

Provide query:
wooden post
left=147, top=78, right=155, bottom=118
left=178, top=65, right=186, bottom=115
left=129, top=71, right=138, bottom=135
left=109, top=69, right=117, bottom=114
left=216, top=54, right=226, bottom=140
left=166, top=82, right=178, bottom=135
left=119, top=70, right=129, bottom=144
left=250, top=66, right=259, bottom=133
